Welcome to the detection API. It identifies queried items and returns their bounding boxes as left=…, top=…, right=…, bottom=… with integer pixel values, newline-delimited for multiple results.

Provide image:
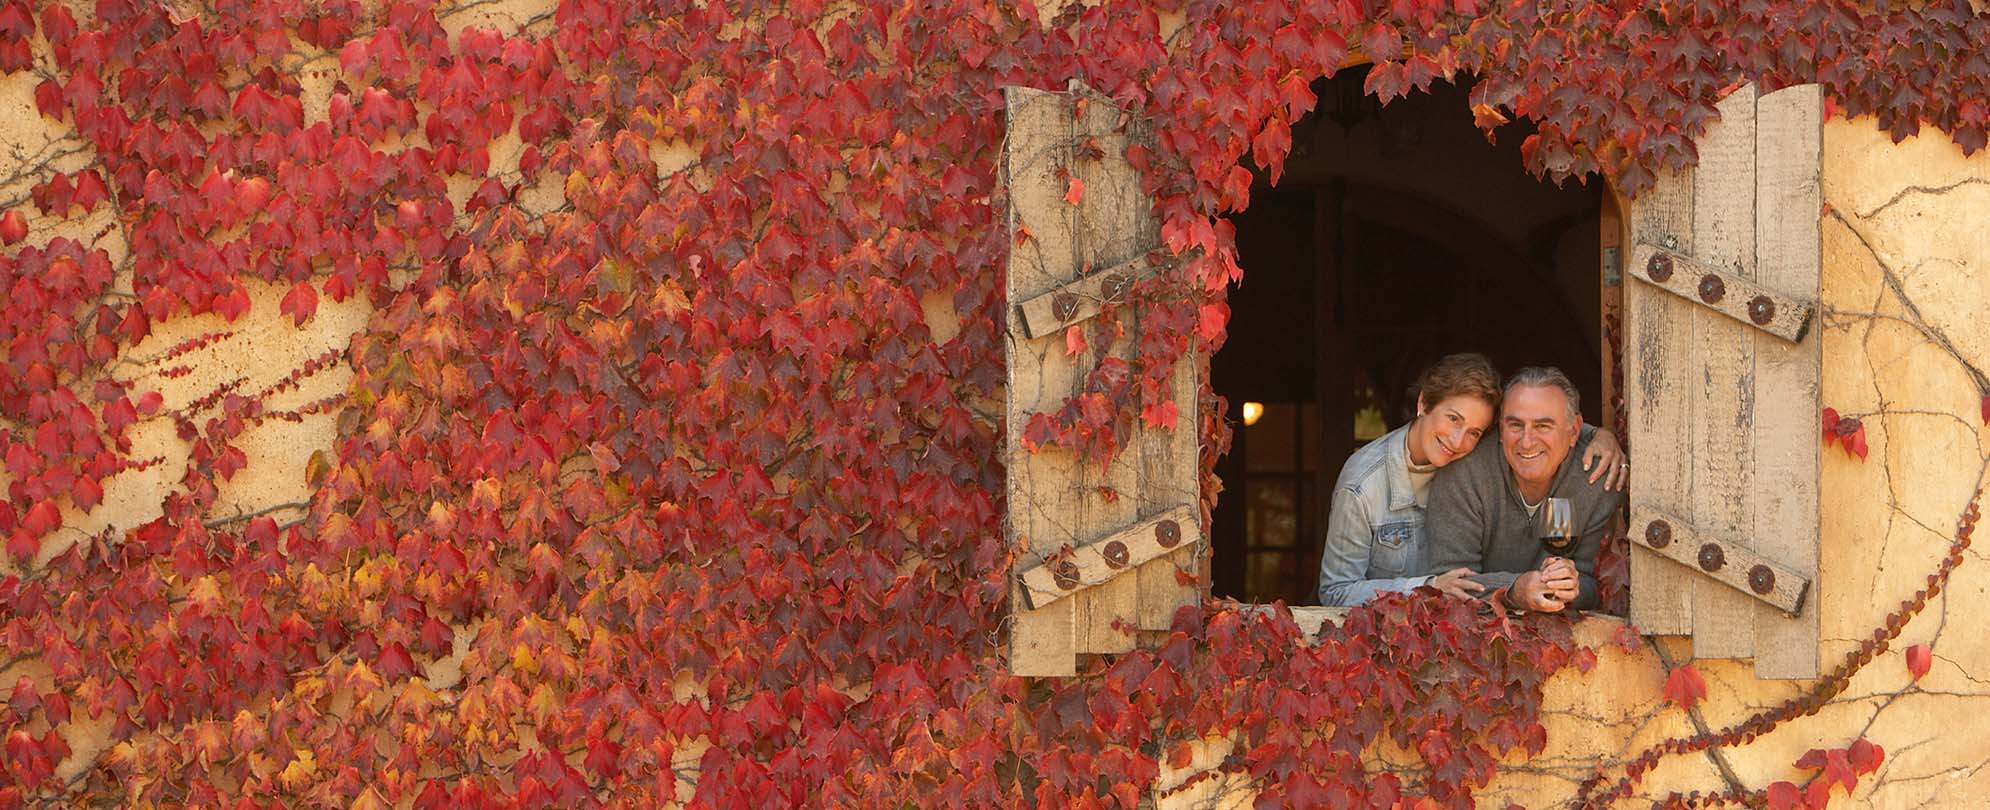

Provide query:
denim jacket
left=1315, top=424, right=1430, bottom=606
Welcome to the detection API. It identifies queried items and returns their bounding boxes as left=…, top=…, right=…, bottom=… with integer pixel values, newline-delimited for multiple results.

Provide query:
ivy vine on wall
left=0, top=0, right=1984, bottom=807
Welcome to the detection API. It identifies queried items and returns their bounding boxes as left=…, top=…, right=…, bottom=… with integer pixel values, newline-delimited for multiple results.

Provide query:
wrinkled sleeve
left=1425, top=465, right=1517, bottom=593
left=1316, top=485, right=1428, bottom=606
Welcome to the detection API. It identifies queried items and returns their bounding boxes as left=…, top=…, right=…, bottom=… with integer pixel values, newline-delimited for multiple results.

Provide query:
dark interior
left=1212, top=68, right=1607, bottom=604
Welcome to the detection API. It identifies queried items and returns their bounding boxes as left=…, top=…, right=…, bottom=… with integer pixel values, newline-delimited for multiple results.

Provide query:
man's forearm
left=1573, top=572, right=1599, bottom=610
left=1466, top=570, right=1520, bottom=593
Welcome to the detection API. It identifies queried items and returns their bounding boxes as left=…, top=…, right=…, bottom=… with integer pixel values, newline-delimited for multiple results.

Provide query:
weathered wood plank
left=1137, top=353, right=1202, bottom=631
left=1068, top=83, right=1155, bottom=655
left=1626, top=243, right=1814, bottom=343
left=1005, top=85, right=1083, bottom=676
left=1018, top=506, right=1200, bottom=608
left=1626, top=170, right=1696, bottom=636
left=1751, top=83, right=1823, bottom=679
left=1688, top=84, right=1758, bottom=660
left=1629, top=507, right=1810, bottom=615
left=1015, top=254, right=1164, bottom=339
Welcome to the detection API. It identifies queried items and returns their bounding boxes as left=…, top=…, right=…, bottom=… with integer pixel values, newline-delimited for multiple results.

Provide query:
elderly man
left=1424, top=367, right=1624, bottom=612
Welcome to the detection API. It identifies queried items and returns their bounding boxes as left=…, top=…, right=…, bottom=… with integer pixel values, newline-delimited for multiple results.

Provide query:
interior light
left=1241, top=401, right=1264, bottom=427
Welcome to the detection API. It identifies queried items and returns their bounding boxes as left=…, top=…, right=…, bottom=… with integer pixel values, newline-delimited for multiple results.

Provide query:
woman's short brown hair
left=1415, top=352, right=1502, bottom=413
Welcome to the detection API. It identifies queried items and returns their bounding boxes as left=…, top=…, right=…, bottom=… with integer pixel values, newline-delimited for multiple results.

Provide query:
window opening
left=1211, top=68, right=1609, bottom=604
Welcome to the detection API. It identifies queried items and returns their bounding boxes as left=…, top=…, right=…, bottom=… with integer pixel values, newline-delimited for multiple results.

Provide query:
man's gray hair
left=1504, top=366, right=1580, bottom=419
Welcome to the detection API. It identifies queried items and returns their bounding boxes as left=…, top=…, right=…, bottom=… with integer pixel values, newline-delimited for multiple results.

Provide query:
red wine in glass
left=1537, top=497, right=1576, bottom=556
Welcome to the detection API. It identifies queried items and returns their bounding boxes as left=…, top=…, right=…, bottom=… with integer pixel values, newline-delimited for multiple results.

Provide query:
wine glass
left=1537, top=497, right=1575, bottom=557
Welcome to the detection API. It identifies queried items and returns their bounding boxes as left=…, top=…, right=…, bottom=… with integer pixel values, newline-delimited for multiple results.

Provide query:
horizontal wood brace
left=1628, top=243, right=1815, bottom=343
left=1017, top=505, right=1198, bottom=609
left=1630, top=506, right=1811, bottom=616
left=1014, top=254, right=1169, bottom=339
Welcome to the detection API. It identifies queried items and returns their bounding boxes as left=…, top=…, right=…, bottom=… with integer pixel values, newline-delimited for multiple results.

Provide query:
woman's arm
left=1315, top=486, right=1428, bottom=607
left=1579, top=425, right=1629, bottom=491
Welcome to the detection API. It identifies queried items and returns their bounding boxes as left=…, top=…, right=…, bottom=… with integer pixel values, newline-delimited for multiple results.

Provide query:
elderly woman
left=1315, top=354, right=1624, bottom=606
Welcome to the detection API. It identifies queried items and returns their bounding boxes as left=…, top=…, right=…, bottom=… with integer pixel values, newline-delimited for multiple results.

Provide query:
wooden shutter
left=1003, top=82, right=1202, bottom=677
left=1625, top=84, right=1822, bottom=679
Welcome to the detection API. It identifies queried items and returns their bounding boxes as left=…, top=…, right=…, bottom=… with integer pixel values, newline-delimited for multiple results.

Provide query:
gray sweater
left=1423, top=430, right=1622, bottom=610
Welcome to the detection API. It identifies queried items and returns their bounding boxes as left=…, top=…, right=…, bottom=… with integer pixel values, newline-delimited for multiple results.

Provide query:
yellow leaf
left=304, top=450, right=332, bottom=488
left=351, top=787, right=391, bottom=810
left=511, top=644, right=539, bottom=675
left=277, top=749, right=317, bottom=790
left=186, top=576, right=222, bottom=612
left=653, top=277, right=691, bottom=316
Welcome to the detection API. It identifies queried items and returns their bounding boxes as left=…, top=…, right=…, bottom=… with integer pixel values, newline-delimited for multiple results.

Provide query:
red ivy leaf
left=20, top=500, right=58, bottom=535
left=1252, top=118, right=1292, bottom=185
left=1277, top=72, right=1315, bottom=120
left=72, top=476, right=102, bottom=511
left=1662, top=663, right=1706, bottom=709
left=1823, top=749, right=1856, bottom=791
left=215, top=285, right=252, bottom=322
left=1765, top=781, right=1801, bottom=810
left=1140, top=399, right=1177, bottom=431
left=1064, top=176, right=1084, bottom=206
left=6, top=530, right=35, bottom=562
left=1847, top=738, right=1884, bottom=775
left=235, top=177, right=272, bottom=215
left=71, top=171, right=107, bottom=213
left=1980, top=394, right=1988, bottom=425
left=1365, top=60, right=1411, bottom=103
left=1063, top=324, right=1086, bottom=357
left=280, top=280, right=318, bottom=327
left=8, top=677, right=37, bottom=717
left=1220, top=164, right=1252, bottom=210
left=1612, top=622, right=1642, bottom=653
left=1196, top=302, right=1227, bottom=343
left=1822, top=407, right=1867, bottom=460
left=33, top=79, right=62, bottom=119
left=0, top=209, right=24, bottom=244
left=1905, top=643, right=1932, bottom=680
left=1361, top=22, right=1399, bottom=63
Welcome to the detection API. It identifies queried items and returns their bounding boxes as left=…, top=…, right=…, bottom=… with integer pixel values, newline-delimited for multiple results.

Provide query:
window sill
left=1278, top=605, right=1630, bottom=640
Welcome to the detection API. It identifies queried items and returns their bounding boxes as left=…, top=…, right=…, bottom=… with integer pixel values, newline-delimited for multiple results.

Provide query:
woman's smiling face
left=1409, top=393, right=1495, bottom=468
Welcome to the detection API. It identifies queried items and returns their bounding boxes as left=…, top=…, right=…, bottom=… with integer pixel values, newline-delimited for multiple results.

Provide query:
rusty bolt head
left=1155, top=519, right=1181, bottom=548
left=1698, top=274, right=1726, bottom=304
left=1645, top=519, right=1673, bottom=549
left=1052, top=559, right=1079, bottom=589
left=1051, top=293, right=1079, bottom=322
left=1103, top=540, right=1130, bottom=569
left=1102, top=272, right=1132, bottom=302
left=1647, top=252, right=1675, bottom=282
left=1748, top=564, right=1775, bottom=595
left=1748, top=295, right=1776, bottom=325
left=1698, top=543, right=1726, bottom=572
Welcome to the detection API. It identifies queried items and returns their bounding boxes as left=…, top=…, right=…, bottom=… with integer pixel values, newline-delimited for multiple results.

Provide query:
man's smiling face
left=1500, top=383, right=1581, bottom=489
